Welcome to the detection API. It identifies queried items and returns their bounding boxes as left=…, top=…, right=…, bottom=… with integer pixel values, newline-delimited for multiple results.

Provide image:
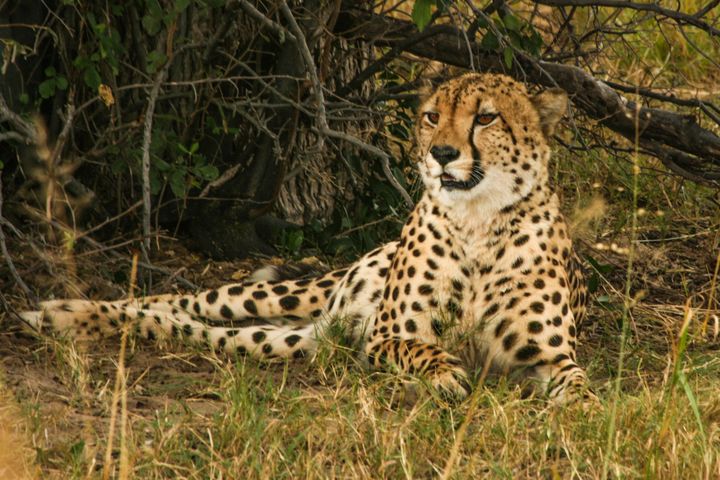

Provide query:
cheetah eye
left=424, top=112, right=439, bottom=126
left=474, top=113, right=498, bottom=126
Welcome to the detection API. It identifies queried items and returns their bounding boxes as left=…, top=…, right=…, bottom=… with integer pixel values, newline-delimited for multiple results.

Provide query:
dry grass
left=1, top=14, right=720, bottom=474
left=1, top=143, right=719, bottom=478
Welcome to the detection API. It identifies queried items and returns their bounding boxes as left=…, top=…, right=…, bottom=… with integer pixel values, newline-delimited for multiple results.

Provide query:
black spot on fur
left=228, top=285, right=244, bottom=295
left=252, top=290, right=268, bottom=300
left=418, top=284, right=433, bottom=295
left=516, top=344, right=541, bottom=361
left=484, top=303, right=499, bottom=319
left=206, top=290, right=219, bottom=304
left=352, top=279, right=366, bottom=297
left=272, top=285, right=289, bottom=295
left=503, top=332, right=518, bottom=350
left=405, top=319, right=417, bottom=333
left=431, top=319, right=444, bottom=336
left=530, top=302, right=544, bottom=314
left=220, top=305, right=233, bottom=319
left=243, top=300, right=257, bottom=315
left=552, top=292, right=562, bottom=304
left=495, top=318, right=510, bottom=337
left=528, top=321, right=543, bottom=333
left=513, top=234, right=530, bottom=246
left=253, top=331, right=266, bottom=343
left=280, top=295, right=301, bottom=310
left=285, top=334, right=301, bottom=347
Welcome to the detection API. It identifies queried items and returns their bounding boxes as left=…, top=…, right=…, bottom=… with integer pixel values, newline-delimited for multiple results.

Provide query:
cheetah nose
left=430, top=145, right=460, bottom=166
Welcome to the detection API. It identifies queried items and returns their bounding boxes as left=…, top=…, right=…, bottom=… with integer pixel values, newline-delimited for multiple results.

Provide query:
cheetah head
left=416, top=73, right=567, bottom=211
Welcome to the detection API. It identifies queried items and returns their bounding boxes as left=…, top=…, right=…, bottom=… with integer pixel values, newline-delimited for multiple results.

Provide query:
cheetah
left=19, top=73, right=592, bottom=404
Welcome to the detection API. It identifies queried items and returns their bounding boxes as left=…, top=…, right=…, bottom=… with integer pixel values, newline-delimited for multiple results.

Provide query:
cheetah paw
left=429, top=365, right=472, bottom=400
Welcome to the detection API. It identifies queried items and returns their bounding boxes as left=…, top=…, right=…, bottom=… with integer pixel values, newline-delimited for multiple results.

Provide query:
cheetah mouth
left=440, top=161, right=484, bottom=190
left=441, top=173, right=458, bottom=182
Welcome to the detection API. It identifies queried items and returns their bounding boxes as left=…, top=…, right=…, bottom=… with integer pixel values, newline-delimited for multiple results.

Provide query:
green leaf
left=503, top=47, right=514, bottom=68
left=83, top=66, right=102, bottom=89
left=44, top=66, right=56, bottom=77
left=69, top=440, right=85, bottom=459
left=146, top=50, right=167, bottom=74
left=502, top=13, right=522, bottom=32
left=74, top=55, right=91, bottom=69
left=169, top=169, right=187, bottom=198
left=595, top=295, right=611, bottom=304
left=525, top=28, right=544, bottom=56
left=154, top=157, right=171, bottom=172
left=150, top=172, right=162, bottom=195
left=677, top=370, right=707, bottom=443
left=110, top=157, right=127, bottom=174
left=174, top=0, right=191, bottom=13
left=19, top=93, right=29, bottom=104
left=38, top=79, right=56, bottom=99
left=411, top=0, right=435, bottom=32
left=56, top=76, right=68, bottom=90
left=287, top=230, right=303, bottom=253
left=480, top=31, right=499, bottom=51
left=586, top=254, right=614, bottom=275
left=196, top=164, right=219, bottom=181
left=142, top=14, right=162, bottom=35
left=196, top=165, right=220, bottom=182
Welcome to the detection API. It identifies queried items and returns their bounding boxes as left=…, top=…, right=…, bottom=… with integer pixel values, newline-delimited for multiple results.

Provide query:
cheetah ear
left=418, top=78, right=434, bottom=104
left=531, top=88, right=568, bottom=137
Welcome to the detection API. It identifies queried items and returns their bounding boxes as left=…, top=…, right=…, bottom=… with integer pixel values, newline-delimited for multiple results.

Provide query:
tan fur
left=20, top=74, right=593, bottom=404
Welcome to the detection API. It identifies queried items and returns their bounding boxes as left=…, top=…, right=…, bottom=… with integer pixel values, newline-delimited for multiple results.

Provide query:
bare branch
left=0, top=172, right=37, bottom=303
left=336, top=6, right=720, bottom=185
left=236, top=0, right=296, bottom=43
left=0, top=93, right=35, bottom=143
left=534, top=0, right=720, bottom=37
left=315, top=126, right=414, bottom=208
left=141, top=60, right=170, bottom=252
left=279, top=1, right=329, bottom=150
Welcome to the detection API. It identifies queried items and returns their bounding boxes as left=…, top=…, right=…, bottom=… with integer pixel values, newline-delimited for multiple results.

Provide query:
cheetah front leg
left=365, top=337, right=471, bottom=398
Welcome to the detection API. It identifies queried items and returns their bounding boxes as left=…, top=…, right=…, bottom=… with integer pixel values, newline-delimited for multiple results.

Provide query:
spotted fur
left=20, top=73, right=592, bottom=404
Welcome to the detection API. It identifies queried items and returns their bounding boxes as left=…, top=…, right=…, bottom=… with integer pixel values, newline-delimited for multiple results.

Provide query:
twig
left=237, top=0, right=296, bottom=43
left=47, top=102, right=76, bottom=168
left=337, top=7, right=720, bottom=185
left=0, top=173, right=37, bottom=304
left=314, top=127, right=414, bottom=208
left=278, top=3, right=413, bottom=207
left=279, top=1, right=329, bottom=151
left=534, top=0, right=720, bottom=37
left=34, top=212, right=199, bottom=290
left=141, top=58, right=170, bottom=252
left=0, top=94, right=35, bottom=143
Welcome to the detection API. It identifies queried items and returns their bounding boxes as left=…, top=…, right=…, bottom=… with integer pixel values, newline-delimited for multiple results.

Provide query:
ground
left=1, top=147, right=719, bottom=479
